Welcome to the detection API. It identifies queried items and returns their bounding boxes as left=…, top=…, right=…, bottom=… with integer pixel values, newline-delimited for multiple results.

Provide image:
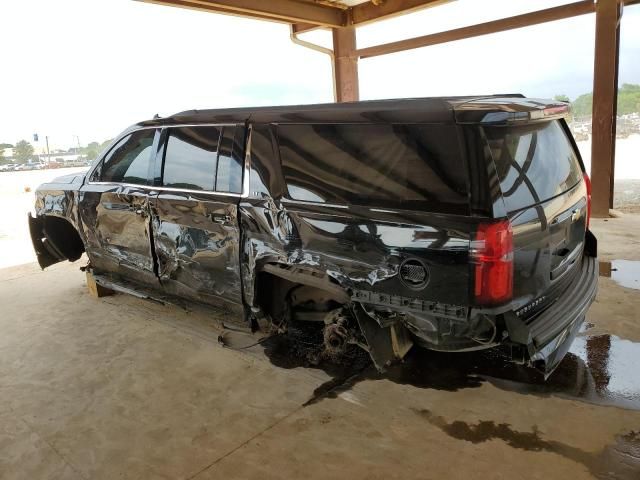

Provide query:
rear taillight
left=472, top=220, right=513, bottom=306
left=583, top=172, right=592, bottom=229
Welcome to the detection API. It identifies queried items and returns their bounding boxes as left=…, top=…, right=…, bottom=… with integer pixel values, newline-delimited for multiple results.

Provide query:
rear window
left=484, top=120, right=583, bottom=212
left=276, top=124, right=468, bottom=212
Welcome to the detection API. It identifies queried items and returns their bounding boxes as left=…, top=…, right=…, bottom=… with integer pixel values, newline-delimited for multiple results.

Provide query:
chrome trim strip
left=86, top=181, right=243, bottom=198
left=131, top=123, right=236, bottom=130
left=163, top=123, right=236, bottom=128
left=280, top=197, right=349, bottom=209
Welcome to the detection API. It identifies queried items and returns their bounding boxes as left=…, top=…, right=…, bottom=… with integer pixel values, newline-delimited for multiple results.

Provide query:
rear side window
left=101, top=129, right=156, bottom=185
left=484, top=120, right=583, bottom=212
left=277, top=124, right=468, bottom=212
left=215, top=127, right=243, bottom=193
left=162, top=126, right=221, bottom=191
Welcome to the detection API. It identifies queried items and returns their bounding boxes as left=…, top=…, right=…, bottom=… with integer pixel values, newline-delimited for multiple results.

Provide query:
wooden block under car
left=86, top=271, right=114, bottom=298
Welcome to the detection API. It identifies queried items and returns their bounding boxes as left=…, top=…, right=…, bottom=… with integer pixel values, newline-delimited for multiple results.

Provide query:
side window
left=101, top=129, right=156, bottom=185
left=248, top=125, right=275, bottom=198
left=215, top=126, right=244, bottom=194
left=485, top=120, right=583, bottom=212
left=277, top=123, right=468, bottom=211
left=163, top=126, right=221, bottom=191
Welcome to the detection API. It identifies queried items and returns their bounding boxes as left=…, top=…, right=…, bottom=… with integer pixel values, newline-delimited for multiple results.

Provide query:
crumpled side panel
left=35, top=188, right=82, bottom=232
left=239, top=197, right=473, bottom=310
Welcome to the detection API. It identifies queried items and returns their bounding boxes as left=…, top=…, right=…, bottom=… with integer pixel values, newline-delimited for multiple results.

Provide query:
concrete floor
left=1, top=216, right=639, bottom=480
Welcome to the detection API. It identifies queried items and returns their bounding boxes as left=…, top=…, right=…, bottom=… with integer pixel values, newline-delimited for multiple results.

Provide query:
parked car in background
left=28, top=96, right=597, bottom=377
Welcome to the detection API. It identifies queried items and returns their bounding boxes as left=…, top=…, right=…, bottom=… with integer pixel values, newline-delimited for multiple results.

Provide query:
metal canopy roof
left=139, top=0, right=449, bottom=31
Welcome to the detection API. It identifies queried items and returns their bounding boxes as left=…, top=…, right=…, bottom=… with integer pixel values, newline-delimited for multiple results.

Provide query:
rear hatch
left=482, top=119, right=588, bottom=319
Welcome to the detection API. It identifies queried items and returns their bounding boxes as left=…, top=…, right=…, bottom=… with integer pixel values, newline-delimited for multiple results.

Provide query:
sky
left=0, top=0, right=639, bottom=151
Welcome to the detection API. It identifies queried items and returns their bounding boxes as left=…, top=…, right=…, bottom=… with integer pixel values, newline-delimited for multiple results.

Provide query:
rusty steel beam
left=333, top=26, right=359, bottom=102
left=590, top=0, right=623, bottom=217
left=351, top=0, right=451, bottom=25
left=291, top=22, right=321, bottom=34
left=356, top=0, right=595, bottom=58
left=138, top=0, right=346, bottom=27
left=141, top=0, right=289, bottom=23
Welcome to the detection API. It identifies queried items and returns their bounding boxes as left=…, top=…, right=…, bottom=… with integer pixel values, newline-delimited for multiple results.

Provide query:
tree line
left=555, top=83, right=640, bottom=119
left=0, top=138, right=112, bottom=165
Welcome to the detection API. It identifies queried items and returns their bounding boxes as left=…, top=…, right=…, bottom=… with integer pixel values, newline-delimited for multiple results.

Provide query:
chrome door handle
left=211, top=214, right=231, bottom=224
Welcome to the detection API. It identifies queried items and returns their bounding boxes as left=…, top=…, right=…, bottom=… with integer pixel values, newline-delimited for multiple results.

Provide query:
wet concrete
left=3, top=216, right=640, bottom=479
left=600, top=259, right=640, bottom=290
left=413, top=408, right=640, bottom=480
left=260, top=329, right=640, bottom=411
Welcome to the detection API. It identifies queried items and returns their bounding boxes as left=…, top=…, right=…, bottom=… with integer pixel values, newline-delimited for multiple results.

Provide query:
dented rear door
left=150, top=125, right=245, bottom=312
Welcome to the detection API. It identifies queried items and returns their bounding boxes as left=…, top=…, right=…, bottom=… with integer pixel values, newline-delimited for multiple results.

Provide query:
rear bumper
left=505, top=255, right=598, bottom=376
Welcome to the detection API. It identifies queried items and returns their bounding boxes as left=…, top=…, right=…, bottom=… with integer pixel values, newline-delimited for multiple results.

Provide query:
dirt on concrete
left=0, top=217, right=639, bottom=479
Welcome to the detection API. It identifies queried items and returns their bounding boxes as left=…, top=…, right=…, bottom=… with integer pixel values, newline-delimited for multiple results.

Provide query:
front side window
left=162, top=126, right=221, bottom=191
left=101, top=129, right=156, bottom=185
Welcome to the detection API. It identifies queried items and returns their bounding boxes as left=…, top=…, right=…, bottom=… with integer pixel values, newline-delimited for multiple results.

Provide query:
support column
left=591, top=0, right=622, bottom=217
left=332, top=27, right=359, bottom=102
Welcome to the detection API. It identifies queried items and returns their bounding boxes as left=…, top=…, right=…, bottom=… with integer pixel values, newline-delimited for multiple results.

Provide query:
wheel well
left=43, top=216, right=85, bottom=261
left=255, top=272, right=296, bottom=323
left=255, top=266, right=349, bottom=323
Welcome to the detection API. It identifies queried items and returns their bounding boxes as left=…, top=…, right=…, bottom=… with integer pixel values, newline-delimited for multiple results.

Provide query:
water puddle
left=413, top=408, right=640, bottom=480
left=257, top=329, right=640, bottom=476
left=260, top=331, right=640, bottom=411
left=599, top=259, right=640, bottom=290
left=487, top=334, right=640, bottom=410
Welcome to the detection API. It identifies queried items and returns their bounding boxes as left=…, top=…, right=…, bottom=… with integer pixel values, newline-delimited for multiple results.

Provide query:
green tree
left=82, top=141, right=101, bottom=161
left=13, top=140, right=35, bottom=164
left=554, top=94, right=570, bottom=102
left=82, top=140, right=112, bottom=161
left=567, top=83, right=640, bottom=119
left=571, top=92, right=593, bottom=119
left=0, top=148, right=5, bottom=165
left=617, top=83, right=640, bottom=115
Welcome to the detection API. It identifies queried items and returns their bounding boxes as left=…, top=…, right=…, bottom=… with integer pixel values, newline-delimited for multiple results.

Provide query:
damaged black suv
left=29, top=96, right=597, bottom=376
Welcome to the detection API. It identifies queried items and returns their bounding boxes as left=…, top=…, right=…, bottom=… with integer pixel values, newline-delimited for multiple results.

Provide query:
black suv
left=29, top=96, right=597, bottom=376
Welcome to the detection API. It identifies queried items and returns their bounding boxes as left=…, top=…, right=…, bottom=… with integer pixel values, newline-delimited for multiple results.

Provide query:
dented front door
left=79, top=184, right=159, bottom=287
left=150, top=192, right=243, bottom=312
